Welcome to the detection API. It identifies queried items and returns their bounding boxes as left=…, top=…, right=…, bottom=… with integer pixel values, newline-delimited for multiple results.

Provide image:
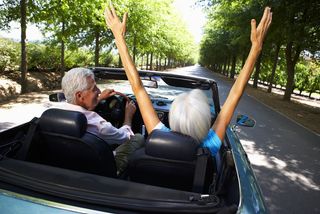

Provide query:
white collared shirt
left=55, top=102, right=133, bottom=144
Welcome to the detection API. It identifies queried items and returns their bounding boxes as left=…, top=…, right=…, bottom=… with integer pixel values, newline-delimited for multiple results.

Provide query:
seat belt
left=192, top=148, right=210, bottom=193
left=16, top=117, right=39, bottom=160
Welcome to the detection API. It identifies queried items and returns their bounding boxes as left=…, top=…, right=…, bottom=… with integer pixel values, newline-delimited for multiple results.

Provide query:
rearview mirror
left=141, top=79, right=158, bottom=88
left=236, top=114, right=255, bottom=127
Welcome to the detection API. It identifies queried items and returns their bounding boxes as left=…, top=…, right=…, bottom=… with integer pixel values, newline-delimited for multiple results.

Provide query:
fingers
left=123, top=12, right=128, bottom=25
left=104, top=1, right=128, bottom=36
left=259, top=7, right=272, bottom=31
left=251, top=19, right=257, bottom=35
left=267, top=11, right=272, bottom=28
left=126, top=100, right=136, bottom=111
left=261, top=7, right=270, bottom=25
left=260, top=7, right=272, bottom=38
left=110, top=1, right=116, bottom=18
left=127, top=100, right=135, bottom=105
left=104, top=7, right=112, bottom=26
left=250, top=18, right=256, bottom=43
left=121, top=12, right=128, bottom=36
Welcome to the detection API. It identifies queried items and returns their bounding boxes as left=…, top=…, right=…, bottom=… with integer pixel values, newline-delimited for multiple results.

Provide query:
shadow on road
left=235, top=119, right=320, bottom=213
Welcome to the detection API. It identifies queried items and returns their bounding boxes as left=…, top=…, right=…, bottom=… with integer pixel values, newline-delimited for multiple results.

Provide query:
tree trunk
left=20, top=0, right=27, bottom=94
left=284, top=42, right=301, bottom=101
left=225, top=59, right=229, bottom=76
left=60, top=21, right=65, bottom=80
left=118, top=54, right=122, bottom=67
left=133, top=35, right=137, bottom=64
left=253, top=53, right=262, bottom=88
left=156, top=58, right=159, bottom=70
left=146, top=53, right=149, bottom=70
left=140, top=54, right=144, bottom=69
left=94, top=29, right=100, bottom=67
left=241, top=53, right=246, bottom=68
left=268, top=44, right=281, bottom=93
left=222, top=60, right=227, bottom=74
left=150, top=53, right=153, bottom=70
left=230, top=54, right=236, bottom=79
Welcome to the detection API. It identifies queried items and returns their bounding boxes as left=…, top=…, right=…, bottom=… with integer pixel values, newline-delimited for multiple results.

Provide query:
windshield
left=97, top=77, right=216, bottom=117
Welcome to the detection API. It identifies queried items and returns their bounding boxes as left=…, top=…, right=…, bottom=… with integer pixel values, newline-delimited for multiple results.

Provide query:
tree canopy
left=0, top=0, right=197, bottom=93
left=199, top=0, right=320, bottom=100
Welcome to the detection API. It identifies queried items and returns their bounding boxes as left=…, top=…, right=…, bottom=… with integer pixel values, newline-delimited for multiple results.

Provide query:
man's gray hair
left=61, top=67, right=94, bottom=104
left=169, top=89, right=211, bottom=143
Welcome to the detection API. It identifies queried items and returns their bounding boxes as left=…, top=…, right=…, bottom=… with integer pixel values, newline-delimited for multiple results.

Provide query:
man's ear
left=75, top=91, right=83, bottom=102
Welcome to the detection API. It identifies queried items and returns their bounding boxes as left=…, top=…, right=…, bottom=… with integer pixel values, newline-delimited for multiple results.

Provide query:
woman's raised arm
left=104, top=3, right=160, bottom=134
left=213, top=7, right=272, bottom=141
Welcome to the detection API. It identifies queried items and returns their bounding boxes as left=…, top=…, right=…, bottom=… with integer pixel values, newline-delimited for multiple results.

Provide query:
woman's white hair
left=169, top=89, right=211, bottom=143
left=61, top=67, right=94, bottom=104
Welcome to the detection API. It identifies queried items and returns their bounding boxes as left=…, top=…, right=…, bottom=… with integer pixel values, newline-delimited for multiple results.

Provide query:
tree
left=272, top=0, right=320, bottom=100
left=199, top=0, right=320, bottom=101
left=34, top=0, right=88, bottom=79
left=70, top=0, right=113, bottom=67
left=0, top=0, right=30, bottom=93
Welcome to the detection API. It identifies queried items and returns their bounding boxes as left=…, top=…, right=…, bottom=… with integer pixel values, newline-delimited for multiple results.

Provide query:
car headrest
left=145, top=129, right=199, bottom=161
left=39, top=108, right=87, bottom=138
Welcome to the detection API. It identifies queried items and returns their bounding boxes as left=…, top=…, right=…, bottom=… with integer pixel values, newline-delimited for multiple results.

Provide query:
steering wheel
left=94, top=92, right=130, bottom=128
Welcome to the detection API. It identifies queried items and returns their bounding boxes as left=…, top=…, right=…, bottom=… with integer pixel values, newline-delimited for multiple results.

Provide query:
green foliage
left=298, top=60, right=320, bottom=96
left=65, top=49, right=94, bottom=68
left=27, top=43, right=60, bottom=71
left=199, top=0, right=320, bottom=98
left=99, top=51, right=116, bottom=67
left=295, top=62, right=310, bottom=93
left=0, top=38, right=107, bottom=72
left=0, top=38, right=20, bottom=72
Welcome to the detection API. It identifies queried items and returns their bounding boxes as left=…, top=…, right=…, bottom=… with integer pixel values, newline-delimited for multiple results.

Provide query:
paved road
left=170, top=65, right=320, bottom=213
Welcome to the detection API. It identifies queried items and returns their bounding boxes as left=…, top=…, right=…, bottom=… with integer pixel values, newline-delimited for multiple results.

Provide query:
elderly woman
left=104, top=4, right=272, bottom=156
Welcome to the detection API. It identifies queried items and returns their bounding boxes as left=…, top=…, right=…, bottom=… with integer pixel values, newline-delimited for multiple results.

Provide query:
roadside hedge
left=0, top=37, right=116, bottom=73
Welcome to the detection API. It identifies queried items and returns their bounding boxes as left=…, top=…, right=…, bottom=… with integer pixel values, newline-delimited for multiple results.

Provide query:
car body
left=0, top=67, right=267, bottom=213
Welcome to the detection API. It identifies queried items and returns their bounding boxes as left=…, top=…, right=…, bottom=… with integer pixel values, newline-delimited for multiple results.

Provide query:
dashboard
left=127, top=94, right=172, bottom=125
left=153, top=98, right=172, bottom=124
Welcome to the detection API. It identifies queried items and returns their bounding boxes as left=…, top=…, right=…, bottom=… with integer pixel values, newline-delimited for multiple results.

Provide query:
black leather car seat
left=128, top=129, right=214, bottom=193
left=25, top=108, right=117, bottom=178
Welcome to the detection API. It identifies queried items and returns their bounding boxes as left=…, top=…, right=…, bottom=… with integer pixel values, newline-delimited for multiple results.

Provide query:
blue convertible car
left=0, top=67, right=266, bottom=213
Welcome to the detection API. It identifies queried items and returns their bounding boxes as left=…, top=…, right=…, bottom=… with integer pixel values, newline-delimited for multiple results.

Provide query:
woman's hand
left=104, top=2, right=127, bottom=38
left=250, top=7, right=272, bottom=51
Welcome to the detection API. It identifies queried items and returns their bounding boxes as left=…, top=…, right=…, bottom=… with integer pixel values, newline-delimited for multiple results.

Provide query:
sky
left=173, top=0, right=206, bottom=43
left=0, top=0, right=206, bottom=44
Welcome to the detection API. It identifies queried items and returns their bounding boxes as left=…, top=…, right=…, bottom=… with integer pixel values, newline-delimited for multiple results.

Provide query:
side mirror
left=236, top=114, right=255, bottom=127
left=49, top=92, right=66, bottom=102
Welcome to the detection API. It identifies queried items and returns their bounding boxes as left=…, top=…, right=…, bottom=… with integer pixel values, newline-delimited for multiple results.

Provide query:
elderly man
left=60, top=67, right=144, bottom=174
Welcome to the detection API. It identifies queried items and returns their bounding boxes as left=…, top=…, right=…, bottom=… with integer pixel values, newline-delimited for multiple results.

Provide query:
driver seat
left=26, top=108, right=117, bottom=178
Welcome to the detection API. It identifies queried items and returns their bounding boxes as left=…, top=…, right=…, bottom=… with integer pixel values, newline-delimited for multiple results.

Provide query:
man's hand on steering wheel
left=123, top=100, right=136, bottom=127
left=98, top=89, right=117, bottom=102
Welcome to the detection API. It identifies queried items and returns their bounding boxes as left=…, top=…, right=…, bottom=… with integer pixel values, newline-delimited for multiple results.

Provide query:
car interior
left=0, top=69, right=240, bottom=213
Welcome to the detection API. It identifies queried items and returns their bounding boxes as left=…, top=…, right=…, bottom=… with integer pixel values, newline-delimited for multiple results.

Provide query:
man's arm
left=213, top=7, right=272, bottom=141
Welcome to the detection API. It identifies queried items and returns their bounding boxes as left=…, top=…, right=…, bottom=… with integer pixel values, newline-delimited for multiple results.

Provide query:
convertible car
left=0, top=67, right=266, bottom=213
